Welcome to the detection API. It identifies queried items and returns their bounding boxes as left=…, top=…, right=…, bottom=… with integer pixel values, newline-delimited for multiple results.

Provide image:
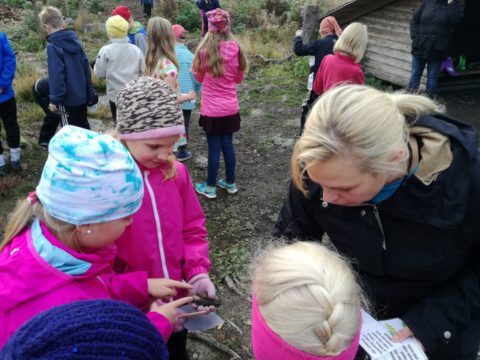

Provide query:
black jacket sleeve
left=273, top=181, right=325, bottom=240
left=446, top=0, right=464, bottom=25
left=410, top=1, right=425, bottom=39
left=403, top=154, right=480, bottom=353
left=293, top=36, right=317, bottom=57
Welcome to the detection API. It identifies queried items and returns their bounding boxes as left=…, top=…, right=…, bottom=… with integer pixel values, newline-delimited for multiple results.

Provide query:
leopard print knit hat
left=116, top=76, right=184, bottom=140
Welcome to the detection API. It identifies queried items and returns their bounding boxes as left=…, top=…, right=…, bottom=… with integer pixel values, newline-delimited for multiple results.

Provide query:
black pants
left=33, top=78, right=61, bottom=145
left=177, top=109, right=191, bottom=153
left=143, top=3, right=152, bottom=18
left=33, top=78, right=90, bottom=143
left=0, top=97, right=20, bottom=153
left=299, top=90, right=318, bottom=135
left=167, top=330, right=189, bottom=360
left=109, top=100, right=117, bottom=123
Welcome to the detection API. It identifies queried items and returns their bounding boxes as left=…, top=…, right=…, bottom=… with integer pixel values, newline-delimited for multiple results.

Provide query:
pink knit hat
left=172, top=24, right=187, bottom=39
left=319, top=16, right=342, bottom=37
left=207, top=8, right=230, bottom=34
left=251, top=295, right=361, bottom=360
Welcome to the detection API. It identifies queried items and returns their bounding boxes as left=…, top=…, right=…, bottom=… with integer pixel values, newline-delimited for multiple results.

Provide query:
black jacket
left=293, top=34, right=337, bottom=78
left=410, top=0, right=464, bottom=60
left=274, top=114, right=480, bottom=356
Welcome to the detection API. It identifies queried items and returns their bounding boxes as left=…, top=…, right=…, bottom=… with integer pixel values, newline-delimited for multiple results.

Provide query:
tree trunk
left=302, top=5, right=321, bottom=45
left=31, top=0, right=41, bottom=33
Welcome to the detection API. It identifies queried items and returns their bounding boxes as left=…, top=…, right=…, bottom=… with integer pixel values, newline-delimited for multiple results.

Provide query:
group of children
left=0, top=4, right=371, bottom=360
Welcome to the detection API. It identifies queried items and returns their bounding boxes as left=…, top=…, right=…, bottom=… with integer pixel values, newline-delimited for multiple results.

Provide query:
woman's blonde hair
left=253, top=241, right=364, bottom=356
left=1, top=198, right=75, bottom=252
left=192, top=31, right=248, bottom=78
left=333, top=22, right=368, bottom=63
left=292, top=85, right=443, bottom=195
left=39, top=6, right=64, bottom=29
left=145, top=17, right=179, bottom=76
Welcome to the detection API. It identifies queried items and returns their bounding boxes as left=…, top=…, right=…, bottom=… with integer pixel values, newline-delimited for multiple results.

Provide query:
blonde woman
left=275, top=84, right=480, bottom=359
left=252, top=242, right=364, bottom=360
left=312, top=22, right=368, bottom=95
left=192, top=8, right=248, bottom=199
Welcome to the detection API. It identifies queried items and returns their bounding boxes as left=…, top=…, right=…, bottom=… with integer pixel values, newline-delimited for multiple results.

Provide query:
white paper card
left=360, top=310, right=428, bottom=360
left=180, top=304, right=224, bottom=332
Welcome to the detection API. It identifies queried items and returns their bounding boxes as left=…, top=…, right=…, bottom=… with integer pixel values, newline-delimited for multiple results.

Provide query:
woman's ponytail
left=387, top=92, right=444, bottom=124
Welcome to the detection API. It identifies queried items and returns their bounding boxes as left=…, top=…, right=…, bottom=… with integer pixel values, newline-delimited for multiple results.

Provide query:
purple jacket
left=194, top=40, right=244, bottom=118
left=0, top=221, right=172, bottom=348
left=115, top=161, right=210, bottom=298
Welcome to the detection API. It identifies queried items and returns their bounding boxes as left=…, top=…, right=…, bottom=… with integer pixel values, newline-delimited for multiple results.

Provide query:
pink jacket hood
left=0, top=222, right=115, bottom=313
left=115, top=161, right=210, bottom=297
left=193, top=40, right=244, bottom=118
left=0, top=221, right=172, bottom=347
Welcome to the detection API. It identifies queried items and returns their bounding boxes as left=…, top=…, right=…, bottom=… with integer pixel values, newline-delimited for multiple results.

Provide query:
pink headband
left=207, top=8, right=230, bottom=34
left=251, top=295, right=361, bottom=360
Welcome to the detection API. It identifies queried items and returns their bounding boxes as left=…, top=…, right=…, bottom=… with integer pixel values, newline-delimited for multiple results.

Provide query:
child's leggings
left=206, top=133, right=236, bottom=186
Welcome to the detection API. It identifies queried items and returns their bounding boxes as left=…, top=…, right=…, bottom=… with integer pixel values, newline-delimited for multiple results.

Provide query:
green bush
left=86, top=0, right=104, bottom=14
left=20, top=32, right=45, bottom=53
left=173, top=0, right=201, bottom=32
left=231, top=0, right=264, bottom=32
left=0, top=0, right=28, bottom=9
left=292, top=56, right=310, bottom=79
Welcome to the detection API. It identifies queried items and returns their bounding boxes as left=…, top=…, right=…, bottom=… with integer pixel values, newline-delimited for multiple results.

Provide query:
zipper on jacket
left=144, top=171, right=170, bottom=279
left=371, top=205, right=386, bottom=250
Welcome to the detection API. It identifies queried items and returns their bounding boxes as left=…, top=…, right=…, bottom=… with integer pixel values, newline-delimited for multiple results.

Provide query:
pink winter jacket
left=0, top=221, right=172, bottom=348
left=115, top=161, right=210, bottom=298
left=193, top=40, right=244, bottom=118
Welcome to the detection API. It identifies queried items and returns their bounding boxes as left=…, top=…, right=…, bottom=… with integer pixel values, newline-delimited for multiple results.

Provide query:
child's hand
left=147, top=278, right=192, bottom=299
left=150, top=296, right=193, bottom=325
left=188, top=273, right=216, bottom=299
left=186, top=91, right=196, bottom=101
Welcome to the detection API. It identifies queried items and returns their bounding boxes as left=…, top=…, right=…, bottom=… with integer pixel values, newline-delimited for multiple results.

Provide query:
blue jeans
left=206, top=133, right=236, bottom=186
left=408, top=55, right=442, bottom=95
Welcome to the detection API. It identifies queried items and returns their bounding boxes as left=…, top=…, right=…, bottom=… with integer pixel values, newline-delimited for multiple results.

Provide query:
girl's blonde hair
left=192, top=31, right=248, bottom=78
left=333, top=22, right=368, bottom=63
left=292, top=85, right=443, bottom=195
left=145, top=17, right=179, bottom=76
left=253, top=241, right=364, bottom=356
left=1, top=198, right=75, bottom=252
left=39, top=6, right=64, bottom=29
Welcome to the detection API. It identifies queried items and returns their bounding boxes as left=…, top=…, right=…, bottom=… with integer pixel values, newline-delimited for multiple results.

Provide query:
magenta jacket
left=193, top=40, right=244, bottom=118
left=115, top=161, right=210, bottom=297
left=0, top=221, right=172, bottom=348
left=312, top=52, right=364, bottom=95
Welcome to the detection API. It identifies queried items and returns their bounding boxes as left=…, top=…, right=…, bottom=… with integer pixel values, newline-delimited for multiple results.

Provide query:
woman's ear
left=390, top=148, right=406, bottom=164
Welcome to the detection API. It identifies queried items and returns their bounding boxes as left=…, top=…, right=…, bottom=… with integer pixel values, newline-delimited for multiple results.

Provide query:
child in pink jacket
left=313, top=23, right=368, bottom=96
left=114, top=76, right=214, bottom=360
left=192, top=8, right=248, bottom=199
left=0, top=125, right=192, bottom=348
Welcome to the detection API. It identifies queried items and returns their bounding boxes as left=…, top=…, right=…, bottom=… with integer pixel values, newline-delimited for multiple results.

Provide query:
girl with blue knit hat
left=0, top=125, right=193, bottom=349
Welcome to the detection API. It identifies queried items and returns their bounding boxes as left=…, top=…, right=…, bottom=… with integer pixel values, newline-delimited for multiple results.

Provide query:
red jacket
left=313, top=52, right=364, bottom=95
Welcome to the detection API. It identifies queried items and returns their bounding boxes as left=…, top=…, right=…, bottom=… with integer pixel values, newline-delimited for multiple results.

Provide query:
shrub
left=14, top=61, right=41, bottom=102
left=91, top=70, right=106, bottom=94
left=20, top=32, right=44, bottom=53
left=173, top=0, right=201, bottom=32
left=86, top=0, right=103, bottom=14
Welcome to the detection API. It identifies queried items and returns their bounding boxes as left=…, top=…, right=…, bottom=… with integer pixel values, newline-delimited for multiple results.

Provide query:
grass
left=14, top=60, right=41, bottom=102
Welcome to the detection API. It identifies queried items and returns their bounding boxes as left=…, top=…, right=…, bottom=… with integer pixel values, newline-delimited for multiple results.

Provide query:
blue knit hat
left=0, top=299, right=169, bottom=359
left=36, top=126, right=144, bottom=225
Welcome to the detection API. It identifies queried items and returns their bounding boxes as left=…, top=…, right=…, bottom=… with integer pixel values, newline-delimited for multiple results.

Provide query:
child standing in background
left=173, top=24, right=201, bottom=162
left=0, top=125, right=193, bottom=348
left=312, top=23, right=367, bottom=96
left=0, top=32, right=21, bottom=175
left=39, top=6, right=98, bottom=133
left=192, top=9, right=248, bottom=199
left=111, top=5, right=148, bottom=57
left=195, top=0, right=220, bottom=37
left=114, top=77, right=215, bottom=360
left=94, top=15, right=145, bottom=122
left=252, top=242, right=364, bottom=360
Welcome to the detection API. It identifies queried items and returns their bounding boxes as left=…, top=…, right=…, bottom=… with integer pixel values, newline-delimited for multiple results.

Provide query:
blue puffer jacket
left=0, top=32, right=16, bottom=104
left=46, top=30, right=96, bottom=107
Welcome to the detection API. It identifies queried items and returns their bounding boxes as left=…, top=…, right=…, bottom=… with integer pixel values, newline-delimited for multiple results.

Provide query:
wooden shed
left=321, top=0, right=480, bottom=91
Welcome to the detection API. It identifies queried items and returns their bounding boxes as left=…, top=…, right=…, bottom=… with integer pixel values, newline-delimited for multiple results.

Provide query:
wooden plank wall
left=355, top=0, right=423, bottom=88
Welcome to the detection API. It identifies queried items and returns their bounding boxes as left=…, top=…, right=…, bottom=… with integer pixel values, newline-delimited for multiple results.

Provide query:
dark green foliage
left=173, top=0, right=201, bottom=32
left=86, top=0, right=103, bottom=14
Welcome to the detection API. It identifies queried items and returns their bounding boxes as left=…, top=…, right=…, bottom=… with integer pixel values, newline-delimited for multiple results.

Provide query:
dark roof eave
left=320, top=0, right=398, bottom=24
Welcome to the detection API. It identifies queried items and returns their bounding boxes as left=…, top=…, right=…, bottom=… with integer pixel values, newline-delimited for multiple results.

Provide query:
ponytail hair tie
left=27, top=191, right=38, bottom=206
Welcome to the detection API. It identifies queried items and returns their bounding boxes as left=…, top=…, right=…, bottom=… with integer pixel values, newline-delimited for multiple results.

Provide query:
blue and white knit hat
left=36, top=126, right=144, bottom=225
